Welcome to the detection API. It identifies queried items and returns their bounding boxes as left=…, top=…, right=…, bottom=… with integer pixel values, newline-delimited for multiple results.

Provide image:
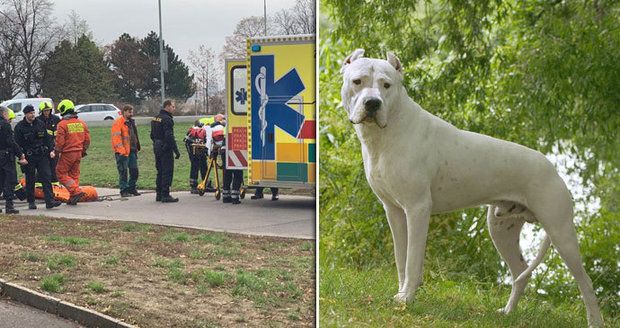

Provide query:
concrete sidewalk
left=0, top=298, right=82, bottom=328
left=8, top=188, right=315, bottom=239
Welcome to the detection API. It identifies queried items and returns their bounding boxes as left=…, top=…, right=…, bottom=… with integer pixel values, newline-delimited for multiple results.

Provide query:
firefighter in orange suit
left=111, top=105, right=141, bottom=197
left=55, top=99, right=90, bottom=205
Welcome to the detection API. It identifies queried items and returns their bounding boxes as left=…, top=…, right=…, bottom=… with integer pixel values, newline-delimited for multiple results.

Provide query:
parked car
left=0, top=98, right=53, bottom=120
left=75, top=103, right=121, bottom=121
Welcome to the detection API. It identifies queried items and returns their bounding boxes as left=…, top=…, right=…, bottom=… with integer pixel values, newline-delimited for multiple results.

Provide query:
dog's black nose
left=364, top=98, right=382, bottom=113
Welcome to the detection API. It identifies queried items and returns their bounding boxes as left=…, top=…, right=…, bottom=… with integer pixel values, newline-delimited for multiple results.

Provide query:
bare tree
left=188, top=45, right=220, bottom=114
left=65, top=10, right=92, bottom=44
left=0, top=20, right=21, bottom=99
left=0, top=0, right=59, bottom=97
left=221, top=16, right=268, bottom=59
left=270, top=0, right=315, bottom=35
left=271, top=8, right=298, bottom=35
left=293, top=0, right=315, bottom=34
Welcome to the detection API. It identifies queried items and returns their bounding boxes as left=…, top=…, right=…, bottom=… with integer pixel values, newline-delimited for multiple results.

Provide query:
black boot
left=270, top=188, right=279, bottom=201
left=231, top=190, right=241, bottom=204
left=128, top=189, right=141, bottom=196
left=67, top=192, right=85, bottom=206
left=5, top=200, right=19, bottom=214
left=190, top=179, right=198, bottom=194
left=46, top=200, right=62, bottom=209
left=205, top=180, right=216, bottom=192
left=120, top=190, right=131, bottom=197
left=222, top=189, right=231, bottom=203
left=156, top=194, right=162, bottom=202
left=161, top=194, right=179, bottom=203
left=251, top=189, right=264, bottom=200
left=28, top=202, right=37, bottom=210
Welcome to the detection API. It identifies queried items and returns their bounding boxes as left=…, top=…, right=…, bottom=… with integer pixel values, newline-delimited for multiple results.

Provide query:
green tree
left=108, top=33, right=149, bottom=104
left=39, top=35, right=113, bottom=103
left=140, top=31, right=194, bottom=100
left=320, top=0, right=619, bottom=315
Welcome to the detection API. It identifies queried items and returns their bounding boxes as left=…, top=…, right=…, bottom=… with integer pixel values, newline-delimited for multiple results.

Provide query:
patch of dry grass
left=0, top=215, right=315, bottom=327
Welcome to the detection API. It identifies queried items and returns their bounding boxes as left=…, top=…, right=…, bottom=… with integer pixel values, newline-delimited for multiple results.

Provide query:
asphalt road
left=7, top=188, right=316, bottom=239
left=0, top=298, right=82, bottom=328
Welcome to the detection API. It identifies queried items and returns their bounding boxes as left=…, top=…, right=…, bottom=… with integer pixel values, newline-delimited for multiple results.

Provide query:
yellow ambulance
left=225, top=34, right=315, bottom=192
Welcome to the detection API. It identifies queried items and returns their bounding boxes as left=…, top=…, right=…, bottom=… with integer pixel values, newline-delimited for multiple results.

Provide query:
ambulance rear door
left=225, top=59, right=248, bottom=170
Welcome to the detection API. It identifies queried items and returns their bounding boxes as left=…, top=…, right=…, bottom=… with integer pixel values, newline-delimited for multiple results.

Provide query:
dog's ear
left=341, top=49, right=365, bottom=73
left=386, top=52, right=402, bottom=74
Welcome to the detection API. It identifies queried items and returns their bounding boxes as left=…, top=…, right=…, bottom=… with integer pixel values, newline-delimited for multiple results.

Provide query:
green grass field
left=320, top=265, right=619, bottom=327
left=78, top=123, right=200, bottom=191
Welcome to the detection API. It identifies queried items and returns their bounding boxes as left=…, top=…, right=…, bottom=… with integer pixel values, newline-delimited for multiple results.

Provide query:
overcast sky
left=52, top=0, right=299, bottom=66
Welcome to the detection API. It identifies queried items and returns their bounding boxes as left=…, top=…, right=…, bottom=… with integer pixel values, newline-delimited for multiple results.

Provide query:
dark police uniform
left=150, top=109, right=180, bottom=200
left=14, top=116, right=56, bottom=206
left=0, top=116, right=23, bottom=210
left=38, top=112, right=61, bottom=183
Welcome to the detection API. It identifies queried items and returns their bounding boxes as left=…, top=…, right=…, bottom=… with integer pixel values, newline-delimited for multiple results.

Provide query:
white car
left=1, top=98, right=53, bottom=120
left=75, top=103, right=121, bottom=121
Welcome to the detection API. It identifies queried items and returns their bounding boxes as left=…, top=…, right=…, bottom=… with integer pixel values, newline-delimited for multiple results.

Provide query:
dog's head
left=340, top=49, right=403, bottom=128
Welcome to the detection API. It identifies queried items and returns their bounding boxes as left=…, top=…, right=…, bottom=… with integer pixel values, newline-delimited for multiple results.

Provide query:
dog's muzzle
left=364, top=97, right=382, bottom=115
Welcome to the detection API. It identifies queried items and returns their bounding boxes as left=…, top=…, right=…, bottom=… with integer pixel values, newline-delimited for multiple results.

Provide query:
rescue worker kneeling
left=14, top=105, right=62, bottom=209
left=55, top=99, right=91, bottom=205
left=210, top=114, right=242, bottom=204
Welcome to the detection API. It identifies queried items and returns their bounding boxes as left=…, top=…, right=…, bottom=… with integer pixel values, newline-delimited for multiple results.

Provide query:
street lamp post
left=205, top=64, right=209, bottom=114
left=263, top=0, right=267, bottom=35
left=158, top=0, right=165, bottom=105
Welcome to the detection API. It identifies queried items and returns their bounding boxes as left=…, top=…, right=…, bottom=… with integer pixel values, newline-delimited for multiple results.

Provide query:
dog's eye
left=384, top=83, right=391, bottom=89
left=353, top=79, right=361, bottom=85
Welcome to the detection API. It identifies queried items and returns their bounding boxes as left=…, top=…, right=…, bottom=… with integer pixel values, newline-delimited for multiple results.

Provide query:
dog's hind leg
left=487, top=205, right=529, bottom=314
left=532, top=201, right=604, bottom=327
left=384, top=201, right=407, bottom=292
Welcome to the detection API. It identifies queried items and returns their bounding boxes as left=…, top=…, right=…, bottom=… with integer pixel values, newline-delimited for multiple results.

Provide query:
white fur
left=341, top=49, right=603, bottom=327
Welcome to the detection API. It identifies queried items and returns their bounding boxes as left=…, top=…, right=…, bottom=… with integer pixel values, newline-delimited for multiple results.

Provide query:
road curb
left=0, top=278, right=135, bottom=328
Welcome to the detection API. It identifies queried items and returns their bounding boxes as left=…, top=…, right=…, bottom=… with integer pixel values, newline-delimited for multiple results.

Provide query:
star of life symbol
left=235, top=88, right=247, bottom=105
left=251, top=54, right=305, bottom=161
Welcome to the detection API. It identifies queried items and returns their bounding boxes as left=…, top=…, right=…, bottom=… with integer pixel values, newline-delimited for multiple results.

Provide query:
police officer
left=0, top=106, right=27, bottom=214
left=14, top=105, right=63, bottom=210
left=37, top=101, right=61, bottom=186
left=150, top=99, right=180, bottom=203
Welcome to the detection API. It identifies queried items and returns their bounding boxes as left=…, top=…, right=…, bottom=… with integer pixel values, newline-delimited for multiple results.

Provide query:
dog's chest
left=364, top=153, right=411, bottom=200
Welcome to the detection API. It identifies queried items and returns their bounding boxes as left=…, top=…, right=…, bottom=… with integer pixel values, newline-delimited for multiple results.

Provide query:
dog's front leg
left=383, top=201, right=407, bottom=292
left=395, top=201, right=431, bottom=303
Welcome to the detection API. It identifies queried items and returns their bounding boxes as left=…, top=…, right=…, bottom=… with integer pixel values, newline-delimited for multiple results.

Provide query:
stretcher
left=196, top=144, right=246, bottom=200
left=18, top=178, right=98, bottom=202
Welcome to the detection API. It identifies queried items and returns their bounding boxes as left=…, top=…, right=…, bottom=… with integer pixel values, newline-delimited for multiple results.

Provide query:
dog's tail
left=515, top=233, right=552, bottom=283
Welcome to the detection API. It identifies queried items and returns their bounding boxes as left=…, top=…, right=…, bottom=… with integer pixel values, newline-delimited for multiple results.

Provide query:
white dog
left=340, top=49, right=603, bottom=327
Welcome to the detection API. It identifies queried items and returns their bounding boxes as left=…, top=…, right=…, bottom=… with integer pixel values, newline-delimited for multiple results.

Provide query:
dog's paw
left=496, top=306, right=512, bottom=315
left=393, top=292, right=414, bottom=303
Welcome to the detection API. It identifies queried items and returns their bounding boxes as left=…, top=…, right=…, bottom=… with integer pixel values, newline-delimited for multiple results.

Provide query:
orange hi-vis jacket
left=111, top=116, right=140, bottom=156
left=55, top=115, right=90, bottom=153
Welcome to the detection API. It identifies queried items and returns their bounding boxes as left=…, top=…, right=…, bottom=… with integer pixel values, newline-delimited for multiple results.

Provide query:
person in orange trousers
left=55, top=99, right=90, bottom=205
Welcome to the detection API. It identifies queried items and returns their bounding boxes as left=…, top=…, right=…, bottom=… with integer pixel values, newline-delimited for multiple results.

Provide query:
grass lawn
left=319, top=265, right=619, bottom=327
left=79, top=123, right=206, bottom=191
left=0, top=215, right=315, bottom=327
